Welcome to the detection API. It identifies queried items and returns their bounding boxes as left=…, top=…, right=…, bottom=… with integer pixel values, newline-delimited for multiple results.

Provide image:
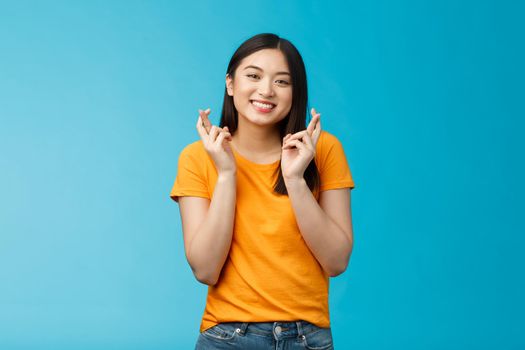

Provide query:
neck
left=231, top=115, right=282, bottom=156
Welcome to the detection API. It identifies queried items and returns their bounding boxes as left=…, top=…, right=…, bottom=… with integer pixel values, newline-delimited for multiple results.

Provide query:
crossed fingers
left=282, top=107, right=322, bottom=150
left=196, top=108, right=232, bottom=142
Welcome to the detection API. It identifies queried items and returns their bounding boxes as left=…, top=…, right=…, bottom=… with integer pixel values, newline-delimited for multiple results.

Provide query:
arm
left=281, top=108, right=354, bottom=277
left=178, top=108, right=237, bottom=286
left=178, top=171, right=236, bottom=286
left=285, top=178, right=353, bottom=277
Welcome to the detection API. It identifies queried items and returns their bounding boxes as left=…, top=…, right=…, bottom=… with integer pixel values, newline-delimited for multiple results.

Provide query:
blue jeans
left=195, top=320, right=334, bottom=349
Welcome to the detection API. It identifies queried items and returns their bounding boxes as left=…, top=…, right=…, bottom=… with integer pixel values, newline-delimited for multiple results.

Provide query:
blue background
left=1, top=0, right=524, bottom=349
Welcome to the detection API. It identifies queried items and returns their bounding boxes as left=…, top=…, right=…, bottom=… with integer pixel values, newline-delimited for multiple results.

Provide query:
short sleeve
left=169, top=143, right=210, bottom=203
left=318, top=132, right=355, bottom=192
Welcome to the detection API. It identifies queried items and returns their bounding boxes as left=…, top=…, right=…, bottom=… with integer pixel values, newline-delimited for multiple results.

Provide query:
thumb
left=223, top=126, right=232, bottom=140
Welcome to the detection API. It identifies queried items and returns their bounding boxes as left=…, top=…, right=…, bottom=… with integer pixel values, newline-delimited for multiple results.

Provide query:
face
left=226, top=49, right=293, bottom=128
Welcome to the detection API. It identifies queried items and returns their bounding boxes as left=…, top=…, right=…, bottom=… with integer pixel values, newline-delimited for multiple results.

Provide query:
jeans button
left=275, top=326, right=282, bottom=335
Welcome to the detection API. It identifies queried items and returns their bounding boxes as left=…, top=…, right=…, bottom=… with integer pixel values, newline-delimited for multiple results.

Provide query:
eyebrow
left=243, top=65, right=291, bottom=76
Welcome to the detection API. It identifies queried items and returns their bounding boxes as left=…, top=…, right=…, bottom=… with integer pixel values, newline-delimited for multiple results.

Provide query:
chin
left=245, top=111, right=285, bottom=126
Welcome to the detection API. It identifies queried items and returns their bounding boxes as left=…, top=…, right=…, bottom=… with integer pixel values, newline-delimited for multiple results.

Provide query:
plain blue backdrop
left=1, top=0, right=524, bottom=349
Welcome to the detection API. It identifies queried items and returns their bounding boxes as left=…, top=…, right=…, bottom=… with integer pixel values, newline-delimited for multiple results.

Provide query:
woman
left=170, top=33, right=355, bottom=350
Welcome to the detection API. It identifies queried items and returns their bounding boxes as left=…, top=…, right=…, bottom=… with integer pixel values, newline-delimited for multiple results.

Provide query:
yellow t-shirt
left=170, top=130, right=355, bottom=332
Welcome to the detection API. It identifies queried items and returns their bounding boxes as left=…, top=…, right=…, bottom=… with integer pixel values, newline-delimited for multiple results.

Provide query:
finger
left=283, top=138, right=304, bottom=148
left=217, top=128, right=233, bottom=147
left=312, top=115, right=322, bottom=144
left=215, top=130, right=228, bottom=146
left=209, top=125, right=220, bottom=142
left=287, top=132, right=314, bottom=152
left=198, top=109, right=208, bottom=129
left=200, top=109, right=212, bottom=133
left=307, top=114, right=320, bottom=136
left=287, top=130, right=309, bottom=141
left=202, top=114, right=212, bottom=134
left=282, top=139, right=297, bottom=149
left=310, top=108, right=321, bottom=122
left=223, top=126, right=232, bottom=141
left=196, top=116, right=209, bottom=141
left=282, top=139, right=308, bottom=151
left=220, top=128, right=232, bottom=141
left=199, top=112, right=211, bottom=134
left=210, top=127, right=231, bottom=142
left=302, top=131, right=315, bottom=151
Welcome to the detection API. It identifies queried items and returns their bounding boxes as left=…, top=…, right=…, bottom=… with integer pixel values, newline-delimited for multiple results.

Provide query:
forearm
left=285, top=178, right=352, bottom=276
left=188, top=172, right=236, bottom=285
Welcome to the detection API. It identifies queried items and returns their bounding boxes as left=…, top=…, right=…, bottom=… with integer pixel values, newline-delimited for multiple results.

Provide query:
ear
left=226, top=74, right=233, bottom=96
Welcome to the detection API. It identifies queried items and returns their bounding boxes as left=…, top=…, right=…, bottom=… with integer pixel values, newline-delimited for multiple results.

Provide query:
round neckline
left=231, top=146, right=281, bottom=170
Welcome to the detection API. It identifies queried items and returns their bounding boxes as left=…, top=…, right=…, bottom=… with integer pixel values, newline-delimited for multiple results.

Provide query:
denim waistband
left=216, top=320, right=325, bottom=338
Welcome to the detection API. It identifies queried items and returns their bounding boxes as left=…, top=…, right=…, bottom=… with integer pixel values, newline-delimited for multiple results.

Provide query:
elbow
left=196, top=275, right=218, bottom=286
left=187, top=252, right=220, bottom=286
left=326, top=262, right=348, bottom=277
left=326, top=245, right=353, bottom=277
left=193, top=268, right=219, bottom=286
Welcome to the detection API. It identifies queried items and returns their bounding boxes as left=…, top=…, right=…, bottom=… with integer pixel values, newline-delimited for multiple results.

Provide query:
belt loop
left=296, top=321, right=304, bottom=337
left=239, top=322, right=249, bottom=335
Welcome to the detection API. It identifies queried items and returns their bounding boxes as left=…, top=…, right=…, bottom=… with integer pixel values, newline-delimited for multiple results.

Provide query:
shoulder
left=315, top=130, right=349, bottom=170
left=315, top=130, right=344, bottom=158
left=317, top=130, right=341, bottom=148
left=179, top=139, right=207, bottom=159
left=176, top=140, right=213, bottom=171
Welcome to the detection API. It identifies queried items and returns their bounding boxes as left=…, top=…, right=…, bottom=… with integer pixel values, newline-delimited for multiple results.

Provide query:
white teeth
left=252, top=101, right=275, bottom=109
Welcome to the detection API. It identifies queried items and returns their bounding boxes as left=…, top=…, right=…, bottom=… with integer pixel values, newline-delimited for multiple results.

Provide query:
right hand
left=196, top=108, right=236, bottom=175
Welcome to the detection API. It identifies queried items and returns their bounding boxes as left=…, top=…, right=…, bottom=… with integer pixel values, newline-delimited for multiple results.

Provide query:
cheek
left=232, top=96, right=243, bottom=112
left=282, top=88, right=292, bottom=101
left=233, top=85, right=252, bottom=103
left=280, top=92, right=293, bottom=111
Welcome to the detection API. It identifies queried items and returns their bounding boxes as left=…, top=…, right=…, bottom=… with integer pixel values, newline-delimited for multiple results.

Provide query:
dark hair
left=219, top=33, right=320, bottom=196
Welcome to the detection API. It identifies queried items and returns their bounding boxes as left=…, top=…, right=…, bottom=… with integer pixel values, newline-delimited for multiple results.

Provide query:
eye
left=246, top=74, right=259, bottom=79
left=276, top=80, right=290, bottom=85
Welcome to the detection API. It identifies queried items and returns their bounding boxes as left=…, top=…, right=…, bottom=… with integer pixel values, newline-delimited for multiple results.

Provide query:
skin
left=226, top=49, right=293, bottom=161
left=179, top=49, right=354, bottom=284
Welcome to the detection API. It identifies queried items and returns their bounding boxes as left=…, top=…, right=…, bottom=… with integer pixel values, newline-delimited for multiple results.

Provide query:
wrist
left=283, top=176, right=306, bottom=187
left=218, top=171, right=237, bottom=181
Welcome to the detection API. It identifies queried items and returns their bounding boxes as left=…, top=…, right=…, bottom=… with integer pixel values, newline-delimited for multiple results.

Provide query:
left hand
left=281, top=107, right=322, bottom=181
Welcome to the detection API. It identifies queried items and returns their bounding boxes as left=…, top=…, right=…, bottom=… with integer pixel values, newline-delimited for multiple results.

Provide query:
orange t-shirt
left=170, top=130, right=355, bottom=332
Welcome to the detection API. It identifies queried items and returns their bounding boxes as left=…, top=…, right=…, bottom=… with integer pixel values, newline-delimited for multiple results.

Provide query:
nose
left=258, top=78, right=275, bottom=97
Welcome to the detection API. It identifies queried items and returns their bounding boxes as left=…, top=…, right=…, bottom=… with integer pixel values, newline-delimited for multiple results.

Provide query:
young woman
left=170, top=33, right=355, bottom=350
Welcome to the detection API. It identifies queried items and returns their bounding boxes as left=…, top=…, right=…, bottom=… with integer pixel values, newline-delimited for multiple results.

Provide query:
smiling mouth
left=250, top=100, right=276, bottom=111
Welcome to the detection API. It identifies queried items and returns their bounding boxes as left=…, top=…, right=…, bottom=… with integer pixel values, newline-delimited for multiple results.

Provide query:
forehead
left=238, top=49, right=289, bottom=73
